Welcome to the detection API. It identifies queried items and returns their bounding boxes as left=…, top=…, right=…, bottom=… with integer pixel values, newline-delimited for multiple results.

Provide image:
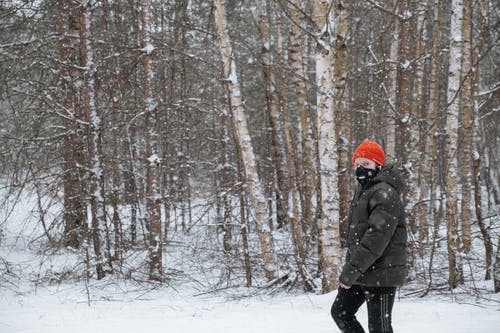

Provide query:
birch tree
left=312, top=0, right=342, bottom=293
left=459, top=0, right=473, bottom=254
left=274, top=0, right=310, bottom=287
left=256, top=0, right=310, bottom=288
left=256, top=0, right=290, bottom=229
left=289, top=0, right=316, bottom=230
left=385, top=0, right=400, bottom=159
left=445, top=0, right=464, bottom=289
left=213, top=0, right=277, bottom=281
left=80, top=1, right=109, bottom=279
left=334, top=1, right=350, bottom=248
left=473, top=0, right=493, bottom=280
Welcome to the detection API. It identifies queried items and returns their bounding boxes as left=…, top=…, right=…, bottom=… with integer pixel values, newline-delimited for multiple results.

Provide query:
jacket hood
left=371, top=163, right=404, bottom=194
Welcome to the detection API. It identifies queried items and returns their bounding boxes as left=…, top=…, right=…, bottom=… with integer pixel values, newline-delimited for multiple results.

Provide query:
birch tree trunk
left=234, top=131, right=253, bottom=287
left=459, top=0, right=473, bottom=254
left=334, top=3, right=350, bottom=250
left=217, top=73, right=233, bottom=257
left=274, top=0, right=311, bottom=286
left=445, top=0, right=464, bottom=289
left=289, top=0, right=316, bottom=231
left=256, top=0, right=290, bottom=229
left=141, top=0, right=163, bottom=281
left=313, top=0, right=341, bottom=293
left=473, top=0, right=493, bottom=280
left=213, top=0, right=277, bottom=281
left=257, top=0, right=310, bottom=288
left=80, top=1, right=108, bottom=279
left=385, top=0, right=400, bottom=159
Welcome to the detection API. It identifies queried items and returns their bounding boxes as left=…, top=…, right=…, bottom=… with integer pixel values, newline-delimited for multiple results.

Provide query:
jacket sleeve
left=339, top=185, right=402, bottom=286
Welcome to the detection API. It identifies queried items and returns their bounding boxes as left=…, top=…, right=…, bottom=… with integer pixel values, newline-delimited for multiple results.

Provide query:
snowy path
left=1, top=285, right=499, bottom=333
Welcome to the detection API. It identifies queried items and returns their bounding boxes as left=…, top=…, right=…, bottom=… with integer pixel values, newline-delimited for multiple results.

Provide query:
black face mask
left=355, top=165, right=380, bottom=185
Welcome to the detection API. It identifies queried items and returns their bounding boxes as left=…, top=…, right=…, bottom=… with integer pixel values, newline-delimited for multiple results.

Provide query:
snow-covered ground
left=1, top=190, right=499, bottom=333
left=1, top=281, right=499, bottom=333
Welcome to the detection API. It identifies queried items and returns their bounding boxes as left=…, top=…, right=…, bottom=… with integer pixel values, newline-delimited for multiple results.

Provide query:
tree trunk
left=313, top=0, right=342, bottom=293
left=396, top=0, right=412, bottom=212
left=289, top=0, right=315, bottom=232
left=213, top=0, right=277, bottom=281
left=274, top=0, right=308, bottom=282
left=218, top=64, right=234, bottom=259
left=256, top=0, right=290, bottom=230
left=258, top=0, right=310, bottom=288
left=445, top=0, right=464, bottom=289
left=141, top=0, right=163, bottom=281
left=428, top=0, right=444, bottom=256
left=333, top=1, right=351, bottom=249
left=80, top=1, right=108, bottom=279
left=473, top=0, right=493, bottom=280
left=495, top=235, right=500, bottom=292
left=60, top=0, right=84, bottom=249
left=235, top=127, right=252, bottom=288
left=385, top=0, right=399, bottom=159
left=459, top=0, right=473, bottom=254
left=411, top=0, right=430, bottom=255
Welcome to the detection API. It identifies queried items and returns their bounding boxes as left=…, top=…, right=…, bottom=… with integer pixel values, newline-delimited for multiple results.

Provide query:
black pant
left=331, top=285, right=397, bottom=333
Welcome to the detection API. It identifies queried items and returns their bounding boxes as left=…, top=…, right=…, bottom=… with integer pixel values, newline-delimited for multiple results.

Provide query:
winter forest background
left=0, top=0, right=499, bottom=308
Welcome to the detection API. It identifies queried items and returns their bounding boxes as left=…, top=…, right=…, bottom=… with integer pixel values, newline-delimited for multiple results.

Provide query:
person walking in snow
left=331, top=140, right=407, bottom=333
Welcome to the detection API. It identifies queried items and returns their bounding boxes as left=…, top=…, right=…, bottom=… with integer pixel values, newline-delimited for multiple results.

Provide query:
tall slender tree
left=459, top=0, right=473, bottom=254
left=312, top=0, right=342, bottom=293
left=473, top=0, right=493, bottom=280
left=213, top=0, right=277, bottom=281
left=141, top=0, right=162, bottom=281
left=60, top=0, right=84, bottom=249
left=80, top=0, right=108, bottom=279
left=445, top=0, right=464, bottom=289
left=334, top=0, right=351, bottom=248
left=289, top=0, right=316, bottom=232
left=256, top=0, right=290, bottom=229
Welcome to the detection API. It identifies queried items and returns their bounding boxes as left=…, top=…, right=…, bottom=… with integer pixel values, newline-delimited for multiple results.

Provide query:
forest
left=0, top=0, right=499, bottom=298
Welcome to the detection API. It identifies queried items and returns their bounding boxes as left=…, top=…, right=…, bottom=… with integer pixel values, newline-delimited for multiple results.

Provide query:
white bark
left=213, top=0, right=277, bottom=281
left=385, top=0, right=399, bottom=160
left=445, top=0, right=464, bottom=288
left=459, top=0, right=473, bottom=253
left=313, top=0, right=341, bottom=293
left=289, top=0, right=315, bottom=226
left=82, top=2, right=108, bottom=279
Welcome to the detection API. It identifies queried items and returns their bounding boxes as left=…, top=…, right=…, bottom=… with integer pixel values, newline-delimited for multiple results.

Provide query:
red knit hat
left=352, top=140, right=385, bottom=166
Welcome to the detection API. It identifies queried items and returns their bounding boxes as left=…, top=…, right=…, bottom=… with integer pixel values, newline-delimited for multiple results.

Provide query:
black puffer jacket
left=339, top=164, right=407, bottom=287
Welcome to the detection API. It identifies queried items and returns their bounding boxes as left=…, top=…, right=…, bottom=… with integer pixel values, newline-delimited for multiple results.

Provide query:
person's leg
left=331, top=285, right=366, bottom=333
left=362, top=286, right=397, bottom=333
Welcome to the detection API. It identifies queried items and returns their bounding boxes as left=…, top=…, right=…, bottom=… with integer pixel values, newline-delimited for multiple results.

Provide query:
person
left=331, top=140, right=407, bottom=333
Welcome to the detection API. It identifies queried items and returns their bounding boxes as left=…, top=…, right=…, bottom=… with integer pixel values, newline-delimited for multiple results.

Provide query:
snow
left=147, top=153, right=160, bottom=165
left=1, top=284, right=499, bottom=333
left=1, top=190, right=499, bottom=333
left=141, top=42, right=155, bottom=55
